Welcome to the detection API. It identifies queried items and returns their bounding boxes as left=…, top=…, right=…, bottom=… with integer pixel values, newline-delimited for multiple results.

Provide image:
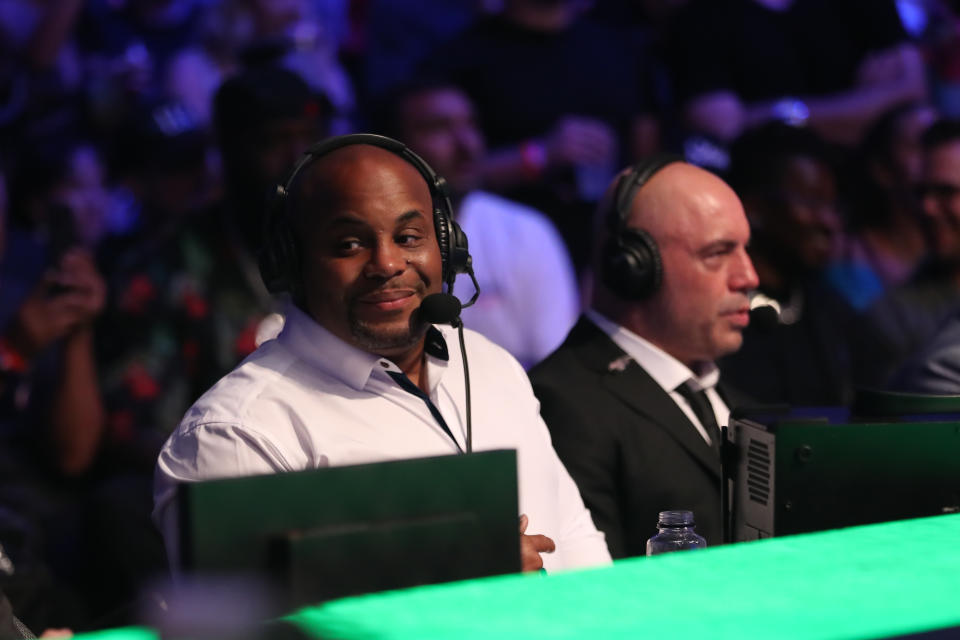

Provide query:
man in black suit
left=529, top=156, right=759, bottom=558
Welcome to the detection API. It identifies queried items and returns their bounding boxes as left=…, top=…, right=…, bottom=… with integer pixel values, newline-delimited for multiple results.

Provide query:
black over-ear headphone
left=601, top=153, right=684, bottom=300
left=258, top=133, right=472, bottom=296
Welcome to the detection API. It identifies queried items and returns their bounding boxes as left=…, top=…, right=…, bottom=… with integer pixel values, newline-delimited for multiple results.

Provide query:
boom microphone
left=748, top=292, right=781, bottom=332
left=749, top=305, right=780, bottom=332
left=420, top=293, right=463, bottom=326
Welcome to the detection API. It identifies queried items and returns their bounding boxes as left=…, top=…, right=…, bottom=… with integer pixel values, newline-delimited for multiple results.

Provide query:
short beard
left=347, top=308, right=429, bottom=355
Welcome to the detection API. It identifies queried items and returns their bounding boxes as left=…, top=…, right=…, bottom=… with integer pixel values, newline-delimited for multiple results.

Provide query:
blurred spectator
left=73, top=80, right=324, bottom=626
left=181, top=0, right=356, bottom=130
left=78, top=0, right=208, bottom=131
left=0, top=157, right=107, bottom=631
left=827, top=101, right=937, bottom=309
left=93, top=100, right=217, bottom=467
left=867, top=118, right=960, bottom=369
left=0, top=0, right=86, bottom=139
left=374, top=80, right=579, bottom=367
left=720, top=123, right=892, bottom=405
left=586, top=0, right=693, bottom=150
left=162, top=10, right=239, bottom=129
left=214, top=65, right=327, bottom=259
left=362, top=0, right=483, bottom=100
left=915, top=0, right=960, bottom=117
left=423, top=0, right=659, bottom=272
left=1, top=138, right=109, bottom=477
left=7, top=136, right=119, bottom=251
left=671, top=0, right=926, bottom=148
left=106, top=100, right=214, bottom=238
left=167, top=0, right=354, bottom=132
left=93, top=69, right=323, bottom=461
left=730, top=125, right=843, bottom=297
left=0, top=248, right=106, bottom=476
left=891, top=305, right=960, bottom=392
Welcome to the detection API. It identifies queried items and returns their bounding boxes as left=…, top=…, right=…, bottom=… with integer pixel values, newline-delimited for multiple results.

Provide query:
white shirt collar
left=276, top=301, right=450, bottom=393
left=585, top=309, right=720, bottom=393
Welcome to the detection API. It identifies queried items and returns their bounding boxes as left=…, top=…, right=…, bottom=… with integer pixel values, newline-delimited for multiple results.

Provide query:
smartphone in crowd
left=44, top=203, right=79, bottom=297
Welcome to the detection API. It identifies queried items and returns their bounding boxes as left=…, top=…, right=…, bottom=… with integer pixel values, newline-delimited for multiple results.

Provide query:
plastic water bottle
left=645, top=510, right=707, bottom=556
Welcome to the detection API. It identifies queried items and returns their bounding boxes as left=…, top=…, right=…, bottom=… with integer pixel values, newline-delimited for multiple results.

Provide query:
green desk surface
left=76, top=513, right=960, bottom=640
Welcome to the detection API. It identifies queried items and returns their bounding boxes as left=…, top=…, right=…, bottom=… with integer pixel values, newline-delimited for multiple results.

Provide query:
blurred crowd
left=3, top=0, right=960, bottom=632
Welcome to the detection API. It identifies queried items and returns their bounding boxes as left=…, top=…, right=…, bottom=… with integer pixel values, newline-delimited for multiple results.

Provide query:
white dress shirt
left=154, top=302, right=611, bottom=572
left=586, top=310, right=730, bottom=445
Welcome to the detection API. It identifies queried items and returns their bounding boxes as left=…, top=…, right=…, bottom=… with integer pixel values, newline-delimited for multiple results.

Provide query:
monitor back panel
left=178, top=450, right=520, bottom=604
left=732, top=419, right=960, bottom=540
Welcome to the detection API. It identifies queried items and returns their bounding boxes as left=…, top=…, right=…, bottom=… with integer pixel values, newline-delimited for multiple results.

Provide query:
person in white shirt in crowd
left=374, top=79, right=580, bottom=368
left=153, top=134, right=611, bottom=574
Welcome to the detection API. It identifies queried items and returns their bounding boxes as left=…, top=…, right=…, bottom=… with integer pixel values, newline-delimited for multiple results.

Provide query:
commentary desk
left=77, top=513, right=960, bottom=639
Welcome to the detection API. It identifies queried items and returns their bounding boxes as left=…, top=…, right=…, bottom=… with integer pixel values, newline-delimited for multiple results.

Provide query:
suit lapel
left=569, top=316, right=721, bottom=479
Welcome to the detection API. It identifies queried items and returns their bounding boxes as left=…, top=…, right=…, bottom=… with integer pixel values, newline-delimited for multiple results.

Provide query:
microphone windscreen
left=749, top=304, right=780, bottom=332
left=419, top=293, right=462, bottom=325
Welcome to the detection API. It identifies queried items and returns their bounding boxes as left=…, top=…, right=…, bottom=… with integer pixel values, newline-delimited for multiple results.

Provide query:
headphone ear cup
left=259, top=185, right=299, bottom=294
left=434, top=207, right=452, bottom=284
left=434, top=207, right=471, bottom=286
left=601, top=227, right=662, bottom=300
left=446, top=217, right=470, bottom=277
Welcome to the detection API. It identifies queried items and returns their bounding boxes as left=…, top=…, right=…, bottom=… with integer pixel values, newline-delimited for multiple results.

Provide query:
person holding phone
left=0, top=163, right=106, bottom=631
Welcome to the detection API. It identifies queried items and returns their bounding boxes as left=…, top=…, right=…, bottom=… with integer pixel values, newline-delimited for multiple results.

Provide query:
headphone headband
left=278, top=133, right=453, bottom=215
left=610, top=153, right=685, bottom=232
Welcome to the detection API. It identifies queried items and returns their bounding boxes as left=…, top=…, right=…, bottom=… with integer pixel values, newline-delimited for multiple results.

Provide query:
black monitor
left=177, top=450, right=520, bottom=607
left=723, top=410, right=960, bottom=542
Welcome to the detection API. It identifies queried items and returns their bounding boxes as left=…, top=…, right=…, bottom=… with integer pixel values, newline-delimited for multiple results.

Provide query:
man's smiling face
left=295, top=145, right=443, bottom=358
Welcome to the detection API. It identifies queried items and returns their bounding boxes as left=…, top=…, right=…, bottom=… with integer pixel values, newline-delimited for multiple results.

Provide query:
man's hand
left=519, top=513, right=556, bottom=572
left=51, top=249, right=107, bottom=324
left=6, top=249, right=106, bottom=359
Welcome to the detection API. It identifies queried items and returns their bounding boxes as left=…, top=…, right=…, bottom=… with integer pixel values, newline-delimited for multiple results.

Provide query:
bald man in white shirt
left=154, top=135, right=611, bottom=574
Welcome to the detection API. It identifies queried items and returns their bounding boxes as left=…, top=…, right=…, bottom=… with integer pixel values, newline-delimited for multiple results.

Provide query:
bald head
left=628, top=163, right=743, bottom=245
left=598, top=161, right=759, bottom=368
left=293, top=145, right=432, bottom=227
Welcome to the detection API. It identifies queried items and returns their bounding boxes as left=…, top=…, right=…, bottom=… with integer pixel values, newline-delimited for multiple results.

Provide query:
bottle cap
left=658, top=510, right=695, bottom=526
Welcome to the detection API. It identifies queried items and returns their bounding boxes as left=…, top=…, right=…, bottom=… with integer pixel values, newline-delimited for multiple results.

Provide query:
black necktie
left=675, top=381, right=721, bottom=451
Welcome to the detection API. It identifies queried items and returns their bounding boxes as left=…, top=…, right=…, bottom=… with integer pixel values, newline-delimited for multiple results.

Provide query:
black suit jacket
left=529, top=316, right=737, bottom=558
